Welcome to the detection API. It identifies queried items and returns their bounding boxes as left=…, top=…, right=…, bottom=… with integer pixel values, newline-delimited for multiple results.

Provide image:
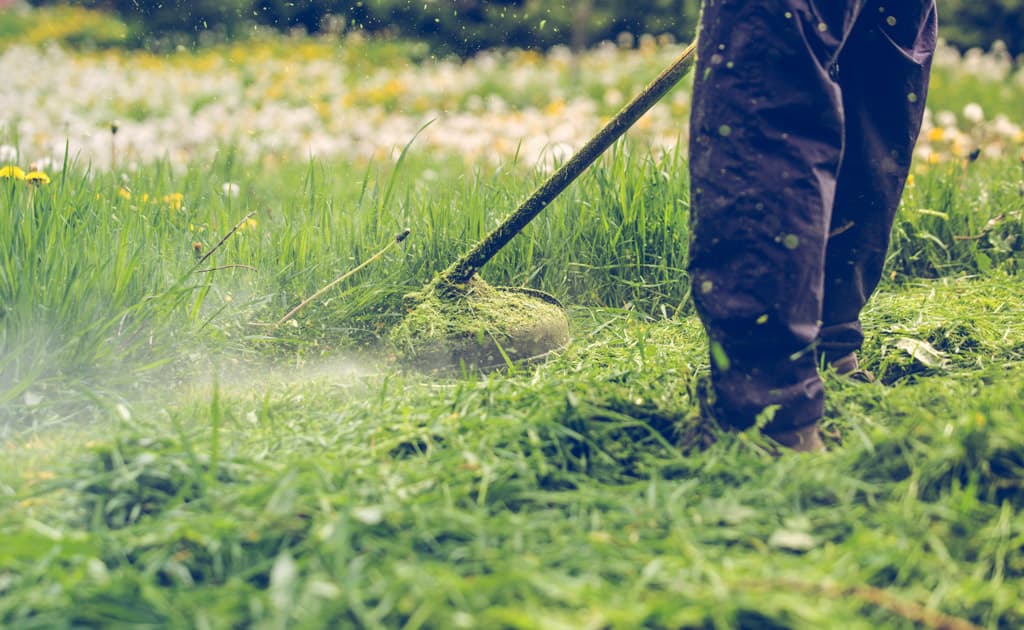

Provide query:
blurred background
left=4, top=0, right=1023, bottom=56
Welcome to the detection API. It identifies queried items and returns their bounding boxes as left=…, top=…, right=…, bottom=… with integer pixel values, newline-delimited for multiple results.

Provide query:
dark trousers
left=687, top=0, right=937, bottom=431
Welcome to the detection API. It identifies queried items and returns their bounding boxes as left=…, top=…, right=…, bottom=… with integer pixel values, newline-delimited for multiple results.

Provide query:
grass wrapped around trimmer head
left=390, top=276, right=570, bottom=373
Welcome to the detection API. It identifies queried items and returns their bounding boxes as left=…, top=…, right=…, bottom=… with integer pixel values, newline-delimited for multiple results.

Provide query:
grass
left=0, top=5, right=129, bottom=50
left=2, top=33, right=1024, bottom=629
left=2, top=138, right=1020, bottom=424
left=2, top=273, right=1023, bottom=628
left=1, top=141, right=703, bottom=423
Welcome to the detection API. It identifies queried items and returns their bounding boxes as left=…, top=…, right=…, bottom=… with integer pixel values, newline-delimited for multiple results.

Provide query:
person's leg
left=688, top=0, right=861, bottom=434
left=819, top=1, right=937, bottom=364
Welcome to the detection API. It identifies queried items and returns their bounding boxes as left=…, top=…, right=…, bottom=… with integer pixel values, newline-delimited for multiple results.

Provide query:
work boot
left=765, top=424, right=826, bottom=452
left=830, top=353, right=875, bottom=383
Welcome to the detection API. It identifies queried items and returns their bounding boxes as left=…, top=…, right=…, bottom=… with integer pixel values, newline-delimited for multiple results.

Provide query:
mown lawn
left=3, top=271, right=1023, bottom=628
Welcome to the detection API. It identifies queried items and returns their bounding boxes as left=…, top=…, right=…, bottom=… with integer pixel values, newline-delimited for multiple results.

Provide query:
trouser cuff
left=706, top=352, right=824, bottom=433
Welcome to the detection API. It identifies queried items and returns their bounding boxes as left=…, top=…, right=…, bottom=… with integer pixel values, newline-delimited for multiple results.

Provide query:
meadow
left=2, top=15, right=1024, bottom=629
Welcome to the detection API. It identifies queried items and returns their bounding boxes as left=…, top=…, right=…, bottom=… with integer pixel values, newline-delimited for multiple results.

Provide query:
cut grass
left=2, top=271, right=1023, bottom=628
left=389, top=276, right=570, bottom=371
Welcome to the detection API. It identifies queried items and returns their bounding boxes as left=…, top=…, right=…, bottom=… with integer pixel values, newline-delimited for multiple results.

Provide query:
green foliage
left=939, top=0, right=1024, bottom=55
left=30, top=0, right=250, bottom=47
left=328, top=0, right=702, bottom=55
left=19, top=1, right=1024, bottom=54
left=0, top=4, right=129, bottom=49
left=26, top=0, right=703, bottom=52
left=889, top=160, right=1024, bottom=279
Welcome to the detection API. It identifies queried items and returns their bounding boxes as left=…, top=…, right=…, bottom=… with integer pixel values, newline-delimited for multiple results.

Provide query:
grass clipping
left=390, top=276, right=570, bottom=371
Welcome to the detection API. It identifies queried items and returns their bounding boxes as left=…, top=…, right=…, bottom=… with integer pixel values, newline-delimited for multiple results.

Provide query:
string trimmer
left=391, top=40, right=697, bottom=372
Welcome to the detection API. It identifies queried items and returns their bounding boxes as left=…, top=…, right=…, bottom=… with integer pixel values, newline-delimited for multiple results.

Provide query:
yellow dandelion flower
left=905, top=174, right=915, bottom=188
left=25, top=171, right=51, bottom=186
left=952, top=140, right=977, bottom=160
left=0, top=165, right=26, bottom=180
left=236, top=216, right=258, bottom=231
left=118, top=187, right=132, bottom=200
left=926, top=127, right=945, bottom=143
left=544, top=99, right=566, bottom=116
left=164, top=192, right=184, bottom=211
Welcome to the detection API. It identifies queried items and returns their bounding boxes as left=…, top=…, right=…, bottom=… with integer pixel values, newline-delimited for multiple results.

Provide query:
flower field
left=2, top=15, right=1024, bottom=630
left=2, top=33, right=1023, bottom=173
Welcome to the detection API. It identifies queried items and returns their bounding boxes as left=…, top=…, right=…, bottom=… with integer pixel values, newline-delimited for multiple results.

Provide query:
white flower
left=603, top=89, right=624, bottom=107
left=935, top=110, right=958, bottom=128
left=31, top=156, right=57, bottom=172
left=962, top=103, right=985, bottom=125
left=222, top=182, right=240, bottom=197
left=1, top=37, right=1020, bottom=172
left=992, top=114, right=1021, bottom=139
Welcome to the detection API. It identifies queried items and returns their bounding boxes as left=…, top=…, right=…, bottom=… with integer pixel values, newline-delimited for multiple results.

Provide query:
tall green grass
left=890, top=158, right=1024, bottom=277
left=2, top=137, right=1022, bottom=428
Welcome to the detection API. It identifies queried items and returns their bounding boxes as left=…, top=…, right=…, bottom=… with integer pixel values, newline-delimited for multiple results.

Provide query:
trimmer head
left=390, top=277, right=570, bottom=374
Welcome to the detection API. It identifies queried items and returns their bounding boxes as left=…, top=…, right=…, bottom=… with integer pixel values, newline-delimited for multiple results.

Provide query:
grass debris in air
left=389, top=276, right=570, bottom=371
